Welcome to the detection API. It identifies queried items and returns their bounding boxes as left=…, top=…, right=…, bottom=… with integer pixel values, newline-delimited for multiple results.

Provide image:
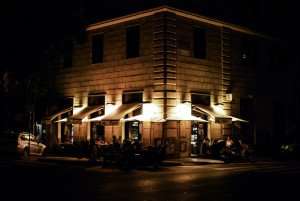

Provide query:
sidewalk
left=38, top=156, right=93, bottom=167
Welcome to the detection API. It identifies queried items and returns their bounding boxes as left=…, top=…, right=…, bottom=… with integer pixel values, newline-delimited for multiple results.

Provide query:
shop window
left=193, top=27, right=206, bottom=59
left=191, top=93, right=210, bottom=106
left=92, top=34, right=103, bottom=64
left=63, top=40, right=73, bottom=68
left=122, top=92, right=143, bottom=104
left=126, top=26, right=140, bottom=58
left=88, top=95, right=105, bottom=106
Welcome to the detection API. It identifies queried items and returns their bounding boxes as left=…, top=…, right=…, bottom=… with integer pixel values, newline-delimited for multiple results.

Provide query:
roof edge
left=86, top=5, right=270, bottom=39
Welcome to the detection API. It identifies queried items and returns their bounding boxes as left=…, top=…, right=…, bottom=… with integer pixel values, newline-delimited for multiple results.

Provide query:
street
left=1, top=159, right=300, bottom=201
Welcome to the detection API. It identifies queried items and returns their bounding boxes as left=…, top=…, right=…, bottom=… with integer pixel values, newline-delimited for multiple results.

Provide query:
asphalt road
left=1, top=159, right=300, bottom=201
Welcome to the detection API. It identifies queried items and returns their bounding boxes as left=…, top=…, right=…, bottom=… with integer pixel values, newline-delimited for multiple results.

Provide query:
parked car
left=0, top=131, right=47, bottom=159
left=17, top=132, right=47, bottom=158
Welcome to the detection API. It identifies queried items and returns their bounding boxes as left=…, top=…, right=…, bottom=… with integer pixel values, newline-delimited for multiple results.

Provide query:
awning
left=86, top=115, right=105, bottom=122
left=101, top=103, right=141, bottom=121
left=123, top=114, right=165, bottom=122
left=55, top=118, right=68, bottom=123
left=48, top=107, right=72, bottom=121
left=192, top=105, right=248, bottom=123
left=229, top=116, right=248, bottom=123
left=166, top=115, right=208, bottom=122
left=70, top=105, right=104, bottom=124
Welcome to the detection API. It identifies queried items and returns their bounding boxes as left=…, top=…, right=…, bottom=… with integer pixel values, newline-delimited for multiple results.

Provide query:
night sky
left=0, top=0, right=298, bottom=73
left=0, top=0, right=299, bottom=133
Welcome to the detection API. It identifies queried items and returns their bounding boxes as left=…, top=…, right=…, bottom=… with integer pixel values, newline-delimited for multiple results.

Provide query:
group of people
left=89, top=135, right=166, bottom=162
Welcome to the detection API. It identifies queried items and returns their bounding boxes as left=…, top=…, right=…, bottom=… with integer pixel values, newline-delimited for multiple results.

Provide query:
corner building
left=45, top=6, right=265, bottom=158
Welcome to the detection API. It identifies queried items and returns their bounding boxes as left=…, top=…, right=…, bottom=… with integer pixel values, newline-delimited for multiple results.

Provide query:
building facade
left=44, top=6, right=266, bottom=157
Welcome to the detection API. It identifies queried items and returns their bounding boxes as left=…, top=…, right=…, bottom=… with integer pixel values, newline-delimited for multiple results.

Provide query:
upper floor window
left=126, top=26, right=140, bottom=58
left=88, top=95, right=105, bottom=106
left=122, top=92, right=143, bottom=104
left=92, top=34, right=103, bottom=64
left=191, top=93, right=210, bottom=106
left=63, top=40, right=73, bottom=68
left=193, top=28, right=206, bottom=59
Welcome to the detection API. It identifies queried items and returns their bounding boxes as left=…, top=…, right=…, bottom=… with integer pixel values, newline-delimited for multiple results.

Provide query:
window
left=122, top=92, right=143, bottom=104
left=92, top=34, right=103, bottom=64
left=126, top=26, right=140, bottom=58
left=191, top=93, right=210, bottom=106
left=88, top=95, right=105, bottom=106
left=64, top=40, right=73, bottom=68
left=193, top=28, right=206, bottom=59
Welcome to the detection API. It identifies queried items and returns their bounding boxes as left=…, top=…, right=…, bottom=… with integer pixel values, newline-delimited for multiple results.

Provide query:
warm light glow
left=123, top=114, right=165, bottom=122
left=142, top=103, right=160, bottom=119
left=55, top=118, right=67, bottom=123
left=174, top=102, right=191, bottom=118
left=82, top=117, right=89, bottom=122
left=73, top=106, right=85, bottom=115
left=105, top=103, right=117, bottom=115
left=166, top=102, right=207, bottom=121
left=212, top=104, right=226, bottom=115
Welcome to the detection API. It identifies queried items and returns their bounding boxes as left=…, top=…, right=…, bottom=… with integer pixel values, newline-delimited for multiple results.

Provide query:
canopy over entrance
left=69, top=105, right=104, bottom=124
left=123, top=114, right=165, bottom=122
left=43, top=107, right=72, bottom=124
left=166, top=115, right=207, bottom=122
left=192, top=105, right=248, bottom=123
left=95, top=103, right=142, bottom=123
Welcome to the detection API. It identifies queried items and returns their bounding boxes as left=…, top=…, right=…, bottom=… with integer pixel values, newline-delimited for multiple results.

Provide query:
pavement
left=37, top=154, right=277, bottom=168
left=38, top=155, right=226, bottom=167
left=163, top=157, right=224, bottom=166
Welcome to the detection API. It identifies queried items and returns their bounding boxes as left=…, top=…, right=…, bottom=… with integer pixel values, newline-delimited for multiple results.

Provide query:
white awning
left=229, top=116, right=248, bottom=123
left=55, top=118, right=68, bottom=123
left=101, top=103, right=142, bottom=121
left=166, top=115, right=208, bottom=122
left=70, top=105, right=104, bottom=124
left=192, top=105, right=248, bottom=123
left=48, top=107, right=72, bottom=121
left=86, top=115, right=105, bottom=122
left=123, top=114, right=165, bottom=122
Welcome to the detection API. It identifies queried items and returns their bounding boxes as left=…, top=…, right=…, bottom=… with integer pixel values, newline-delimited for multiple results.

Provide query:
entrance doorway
left=125, top=121, right=141, bottom=141
left=191, top=121, right=207, bottom=156
left=61, top=123, right=73, bottom=143
left=91, top=122, right=105, bottom=142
